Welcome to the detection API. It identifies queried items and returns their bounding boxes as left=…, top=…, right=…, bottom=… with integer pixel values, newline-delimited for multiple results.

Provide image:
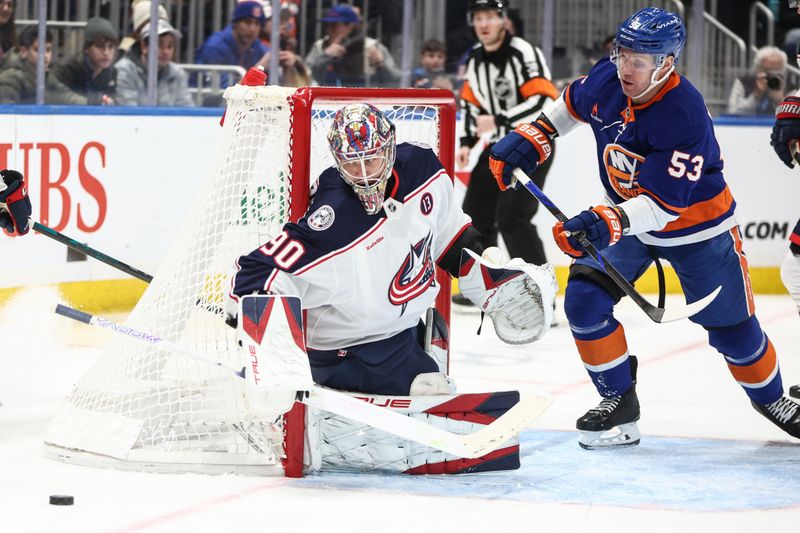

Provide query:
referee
left=457, top=0, right=557, bottom=277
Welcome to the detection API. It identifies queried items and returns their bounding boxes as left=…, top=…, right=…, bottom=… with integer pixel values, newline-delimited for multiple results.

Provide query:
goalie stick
left=54, top=304, right=552, bottom=459
left=511, top=168, right=721, bottom=323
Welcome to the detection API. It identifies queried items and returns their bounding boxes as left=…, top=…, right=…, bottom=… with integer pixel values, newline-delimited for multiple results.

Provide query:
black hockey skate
left=751, top=396, right=800, bottom=439
left=577, top=356, right=641, bottom=449
left=789, top=385, right=800, bottom=400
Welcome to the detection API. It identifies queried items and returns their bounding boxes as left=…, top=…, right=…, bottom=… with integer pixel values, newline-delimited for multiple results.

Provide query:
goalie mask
left=328, top=103, right=396, bottom=215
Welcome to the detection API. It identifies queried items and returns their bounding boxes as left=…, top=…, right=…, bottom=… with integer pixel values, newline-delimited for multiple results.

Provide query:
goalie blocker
left=238, top=294, right=539, bottom=475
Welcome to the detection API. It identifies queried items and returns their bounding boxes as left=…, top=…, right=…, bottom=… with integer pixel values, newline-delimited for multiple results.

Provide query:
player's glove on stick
left=0, top=169, right=32, bottom=235
left=489, top=120, right=553, bottom=190
left=553, top=205, right=627, bottom=258
left=771, top=96, right=800, bottom=168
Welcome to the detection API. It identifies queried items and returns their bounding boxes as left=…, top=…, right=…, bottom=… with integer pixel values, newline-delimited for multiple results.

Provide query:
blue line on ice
left=292, top=429, right=800, bottom=511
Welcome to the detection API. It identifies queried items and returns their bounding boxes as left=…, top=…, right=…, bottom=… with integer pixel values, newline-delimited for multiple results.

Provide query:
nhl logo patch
left=493, top=77, right=512, bottom=100
left=308, top=205, right=335, bottom=231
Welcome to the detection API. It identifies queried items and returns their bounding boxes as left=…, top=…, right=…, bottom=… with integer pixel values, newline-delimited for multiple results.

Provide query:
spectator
left=0, top=26, right=85, bottom=105
left=51, top=17, right=118, bottom=105
left=195, top=1, right=270, bottom=88
left=259, top=0, right=298, bottom=50
left=119, top=0, right=169, bottom=58
left=0, top=0, right=16, bottom=62
left=728, top=46, right=789, bottom=115
left=256, top=1, right=310, bottom=87
left=411, top=39, right=456, bottom=91
left=305, top=4, right=400, bottom=87
left=115, top=19, right=193, bottom=107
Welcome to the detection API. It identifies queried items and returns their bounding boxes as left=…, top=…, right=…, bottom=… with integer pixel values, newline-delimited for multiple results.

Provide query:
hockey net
left=44, top=86, right=456, bottom=477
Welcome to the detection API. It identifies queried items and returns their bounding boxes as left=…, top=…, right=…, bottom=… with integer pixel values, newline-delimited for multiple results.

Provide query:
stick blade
left=656, top=285, right=722, bottom=323
left=458, top=392, right=553, bottom=458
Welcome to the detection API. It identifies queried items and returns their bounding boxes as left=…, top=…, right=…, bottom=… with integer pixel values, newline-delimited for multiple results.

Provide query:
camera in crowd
left=766, top=71, right=785, bottom=90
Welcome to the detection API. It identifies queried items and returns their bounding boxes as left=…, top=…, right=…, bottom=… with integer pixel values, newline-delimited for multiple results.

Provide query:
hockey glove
left=458, top=248, right=557, bottom=344
left=553, top=206, right=627, bottom=258
left=0, top=169, right=32, bottom=235
left=771, top=96, right=800, bottom=168
left=489, top=120, right=553, bottom=190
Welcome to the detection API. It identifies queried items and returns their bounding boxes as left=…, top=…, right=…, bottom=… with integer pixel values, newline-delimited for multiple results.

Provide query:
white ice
left=1, top=286, right=799, bottom=533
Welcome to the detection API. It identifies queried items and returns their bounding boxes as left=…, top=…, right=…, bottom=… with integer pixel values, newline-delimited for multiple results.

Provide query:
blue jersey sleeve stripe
left=564, top=78, right=588, bottom=123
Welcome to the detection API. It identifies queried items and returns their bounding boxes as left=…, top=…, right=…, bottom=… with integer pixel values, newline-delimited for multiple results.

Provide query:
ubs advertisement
left=1, top=111, right=797, bottom=288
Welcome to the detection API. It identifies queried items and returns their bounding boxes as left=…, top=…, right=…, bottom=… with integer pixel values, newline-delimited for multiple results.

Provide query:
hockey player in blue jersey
left=488, top=7, right=800, bottom=447
left=227, top=103, right=557, bottom=397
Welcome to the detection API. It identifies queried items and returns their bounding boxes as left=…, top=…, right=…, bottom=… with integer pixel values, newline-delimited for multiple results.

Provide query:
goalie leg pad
left=238, top=295, right=314, bottom=419
left=423, top=307, right=449, bottom=373
left=304, top=391, right=522, bottom=474
left=458, top=248, right=557, bottom=344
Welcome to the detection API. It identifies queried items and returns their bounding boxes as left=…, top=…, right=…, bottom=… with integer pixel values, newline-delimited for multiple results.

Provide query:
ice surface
left=1, top=288, right=799, bottom=532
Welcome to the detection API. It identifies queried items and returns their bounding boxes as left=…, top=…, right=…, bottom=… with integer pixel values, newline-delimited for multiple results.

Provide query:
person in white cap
left=118, top=0, right=170, bottom=58
left=114, top=19, right=193, bottom=106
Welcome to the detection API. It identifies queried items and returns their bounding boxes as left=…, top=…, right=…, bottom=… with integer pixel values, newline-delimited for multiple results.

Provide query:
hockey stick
left=512, top=168, right=721, bottom=323
left=55, top=303, right=553, bottom=459
left=32, top=222, right=153, bottom=283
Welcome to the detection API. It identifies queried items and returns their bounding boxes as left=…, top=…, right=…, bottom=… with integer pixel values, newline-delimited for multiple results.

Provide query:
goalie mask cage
left=44, top=86, right=456, bottom=478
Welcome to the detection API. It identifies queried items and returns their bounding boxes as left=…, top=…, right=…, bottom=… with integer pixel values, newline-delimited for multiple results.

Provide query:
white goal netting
left=44, top=85, right=453, bottom=476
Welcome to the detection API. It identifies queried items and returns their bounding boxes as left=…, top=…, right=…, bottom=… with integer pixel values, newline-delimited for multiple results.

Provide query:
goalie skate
left=577, top=356, right=640, bottom=449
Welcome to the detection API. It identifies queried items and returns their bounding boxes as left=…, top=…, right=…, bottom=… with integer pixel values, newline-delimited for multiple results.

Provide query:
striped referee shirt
left=460, top=33, right=558, bottom=148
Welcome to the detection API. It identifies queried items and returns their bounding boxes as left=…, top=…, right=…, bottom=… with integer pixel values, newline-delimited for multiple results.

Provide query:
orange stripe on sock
left=730, top=227, right=756, bottom=316
left=574, top=324, right=628, bottom=366
left=728, top=340, right=777, bottom=385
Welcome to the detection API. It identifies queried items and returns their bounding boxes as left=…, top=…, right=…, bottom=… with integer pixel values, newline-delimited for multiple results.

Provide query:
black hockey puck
left=49, top=495, right=74, bottom=506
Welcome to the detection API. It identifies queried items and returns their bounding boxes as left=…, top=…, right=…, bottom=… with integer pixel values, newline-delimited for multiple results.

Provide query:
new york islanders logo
left=603, top=143, right=645, bottom=200
left=388, top=232, right=436, bottom=315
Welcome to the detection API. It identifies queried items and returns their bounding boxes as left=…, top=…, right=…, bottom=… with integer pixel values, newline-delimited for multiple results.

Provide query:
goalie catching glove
left=458, top=247, right=557, bottom=344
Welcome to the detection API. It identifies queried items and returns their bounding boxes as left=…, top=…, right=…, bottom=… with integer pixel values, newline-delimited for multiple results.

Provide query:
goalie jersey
left=230, top=143, right=471, bottom=350
left=564, top=58, right=735, bottom=246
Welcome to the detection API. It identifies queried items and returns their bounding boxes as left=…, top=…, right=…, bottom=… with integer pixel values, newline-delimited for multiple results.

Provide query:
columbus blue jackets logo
left=308, top=205, right=335, bottom=231
left=603, top=144, right=645, bottom=200
left=388, top=232, right=435, bottom=315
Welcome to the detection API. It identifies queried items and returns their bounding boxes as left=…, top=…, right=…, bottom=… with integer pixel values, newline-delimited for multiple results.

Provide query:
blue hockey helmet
left=615, top=7, right=686, bottom=65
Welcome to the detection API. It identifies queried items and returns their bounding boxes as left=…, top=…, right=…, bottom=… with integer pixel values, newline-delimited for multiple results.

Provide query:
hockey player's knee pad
left=564, top=275, right=617, bottom=327
left=706, top=315, right=764, bottom=360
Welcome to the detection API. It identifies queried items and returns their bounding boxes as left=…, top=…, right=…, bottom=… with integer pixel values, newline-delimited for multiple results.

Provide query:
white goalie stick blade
left=303, top=386, right=553, bottom=459
left=55, top=304, right=553, bottom=459
left=238, top=295, right=314, bottom=391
